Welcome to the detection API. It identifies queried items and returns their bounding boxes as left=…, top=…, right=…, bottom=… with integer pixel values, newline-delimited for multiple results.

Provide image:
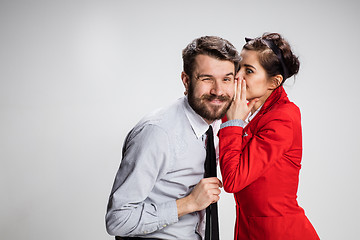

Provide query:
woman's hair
left=243, top=33, right=300, bottom=85
left=182, top=36, right=241, bottom=79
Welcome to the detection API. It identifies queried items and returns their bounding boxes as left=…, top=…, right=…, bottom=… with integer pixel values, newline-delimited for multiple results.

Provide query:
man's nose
left=209, top=80, right=224, bottom=96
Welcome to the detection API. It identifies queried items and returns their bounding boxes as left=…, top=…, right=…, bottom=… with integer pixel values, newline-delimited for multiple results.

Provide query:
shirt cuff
left=157, top=200, right=178, bottom=228
left=220, top=119, right=246, bottom=129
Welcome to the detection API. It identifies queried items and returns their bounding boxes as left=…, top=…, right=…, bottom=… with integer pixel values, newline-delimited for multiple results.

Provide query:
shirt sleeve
left=106, top=124, right=178, bottom=236
left=219, top=111, right=294, bottom=193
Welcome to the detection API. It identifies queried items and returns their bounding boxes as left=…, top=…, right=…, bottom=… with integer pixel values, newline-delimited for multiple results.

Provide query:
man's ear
left=269, top=74, right=283, bottom=89
left=181, top=72, right=190, bottom=95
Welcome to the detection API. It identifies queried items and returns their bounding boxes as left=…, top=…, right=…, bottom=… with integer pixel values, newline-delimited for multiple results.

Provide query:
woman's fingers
left=226, top=78, right=254, bottom=121
left=234, top=79, right=241, bottom=101
left=234, top=79, right=245, bottom=102
left=240, top=79, right=247, bottom=101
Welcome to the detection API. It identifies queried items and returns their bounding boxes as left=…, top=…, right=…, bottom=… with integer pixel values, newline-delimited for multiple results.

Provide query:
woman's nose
left=236, top=71, right=245, bottom=81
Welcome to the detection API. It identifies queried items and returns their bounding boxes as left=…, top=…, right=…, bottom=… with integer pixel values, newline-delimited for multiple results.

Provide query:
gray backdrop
left=1, top=0, right=359, bottom=239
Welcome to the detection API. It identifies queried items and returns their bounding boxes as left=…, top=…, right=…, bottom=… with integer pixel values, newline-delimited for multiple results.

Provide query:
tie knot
left=206, top=125, right=213, bottom=137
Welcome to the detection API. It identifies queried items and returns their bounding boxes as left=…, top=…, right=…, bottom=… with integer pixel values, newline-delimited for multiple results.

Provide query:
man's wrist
left=176, top=195, right=196, bottom=218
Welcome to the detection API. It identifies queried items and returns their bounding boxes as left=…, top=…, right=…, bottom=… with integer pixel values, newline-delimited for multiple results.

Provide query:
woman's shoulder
left=276, top=99, right=300, bottom=114
left=262, top=100, right=301, bottom=123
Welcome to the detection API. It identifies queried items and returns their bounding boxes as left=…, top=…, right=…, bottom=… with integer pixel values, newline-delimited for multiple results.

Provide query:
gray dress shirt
left=106, top=96, right=220, bottom=239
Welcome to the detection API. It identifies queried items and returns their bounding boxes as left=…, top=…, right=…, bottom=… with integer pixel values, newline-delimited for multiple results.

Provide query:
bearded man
left=106, top=36, right=240, bottom=240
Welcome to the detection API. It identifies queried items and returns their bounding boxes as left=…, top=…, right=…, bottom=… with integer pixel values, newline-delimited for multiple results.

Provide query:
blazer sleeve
left=105, top=124, right=178, bottom=236
left=219, top=111, right=294, bottom=193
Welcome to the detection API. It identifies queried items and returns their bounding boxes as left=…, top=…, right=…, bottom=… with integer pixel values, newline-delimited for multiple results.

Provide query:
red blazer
left=219, top=86, right=319, bottom=240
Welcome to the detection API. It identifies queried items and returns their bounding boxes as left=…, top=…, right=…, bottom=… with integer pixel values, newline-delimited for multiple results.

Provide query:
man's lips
left=208, top=99, right=225, bottom=105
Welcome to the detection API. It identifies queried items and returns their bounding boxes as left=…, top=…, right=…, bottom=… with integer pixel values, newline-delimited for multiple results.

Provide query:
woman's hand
left=226, top=79, right=258, bottom=121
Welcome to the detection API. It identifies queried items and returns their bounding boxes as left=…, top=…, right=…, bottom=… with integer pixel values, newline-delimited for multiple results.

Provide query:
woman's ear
left=269, top=74, right=283, bottom=89
left=181, top=72, right=190, bottom=95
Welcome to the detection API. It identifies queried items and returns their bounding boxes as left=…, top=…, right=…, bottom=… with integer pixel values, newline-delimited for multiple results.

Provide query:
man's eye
left=224, top=78, right=231, bottom=82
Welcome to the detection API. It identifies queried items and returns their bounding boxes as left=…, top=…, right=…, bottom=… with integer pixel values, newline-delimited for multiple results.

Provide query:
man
left=106, top=36, right=240, bottom=239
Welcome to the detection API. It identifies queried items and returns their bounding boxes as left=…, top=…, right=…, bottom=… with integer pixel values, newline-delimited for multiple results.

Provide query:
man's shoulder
left=133, top=97, right=187, bottom=133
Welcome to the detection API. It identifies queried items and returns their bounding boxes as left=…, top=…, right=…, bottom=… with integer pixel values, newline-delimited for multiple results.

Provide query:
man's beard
left=187, top=83, right=232, bottom=122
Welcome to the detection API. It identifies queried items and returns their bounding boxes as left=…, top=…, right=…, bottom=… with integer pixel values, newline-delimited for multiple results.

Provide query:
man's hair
left=182, top=36, right=240, bottom=79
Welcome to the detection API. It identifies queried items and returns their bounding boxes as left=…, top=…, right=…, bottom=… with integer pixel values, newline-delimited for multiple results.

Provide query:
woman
left=219, top=33, right=319, bottom=240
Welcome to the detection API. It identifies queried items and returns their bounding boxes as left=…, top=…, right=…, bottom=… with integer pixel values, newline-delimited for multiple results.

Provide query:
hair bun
left=263, top=33, right=300, bottom=79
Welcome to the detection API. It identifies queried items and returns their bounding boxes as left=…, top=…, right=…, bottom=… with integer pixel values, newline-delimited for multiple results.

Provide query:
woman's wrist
left=220, top=119, right=246, bottom=129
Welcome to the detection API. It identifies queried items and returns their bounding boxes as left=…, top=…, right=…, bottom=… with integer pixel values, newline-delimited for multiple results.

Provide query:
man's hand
left=176, top=177, right=222, bottom=218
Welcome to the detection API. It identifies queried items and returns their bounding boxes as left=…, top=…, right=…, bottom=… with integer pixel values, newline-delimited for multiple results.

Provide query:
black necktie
left=204, top=126, right=219, bottom=240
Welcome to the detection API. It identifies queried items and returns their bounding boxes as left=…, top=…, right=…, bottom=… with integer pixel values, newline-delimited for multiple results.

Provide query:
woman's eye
left=246, top=69, right=253, bottom=74
left=224, top=78, right=231, bottom=82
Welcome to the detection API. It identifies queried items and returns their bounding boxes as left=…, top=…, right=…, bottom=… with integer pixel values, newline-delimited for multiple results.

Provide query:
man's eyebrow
left=196, top=74, right=213, bottom=78
left=197, top=72, right=234, bottom=78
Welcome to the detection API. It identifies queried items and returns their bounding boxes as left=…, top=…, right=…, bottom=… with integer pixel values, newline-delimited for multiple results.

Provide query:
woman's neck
left=251, top=89, right=274, bottom=114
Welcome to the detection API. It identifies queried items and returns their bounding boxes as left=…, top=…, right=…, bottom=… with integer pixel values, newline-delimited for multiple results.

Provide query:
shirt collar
left=183, top=96, right=221, bottom=139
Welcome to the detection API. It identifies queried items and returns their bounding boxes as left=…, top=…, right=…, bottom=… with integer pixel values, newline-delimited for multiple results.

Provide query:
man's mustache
left=201, top=94, right=231, bottom=101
